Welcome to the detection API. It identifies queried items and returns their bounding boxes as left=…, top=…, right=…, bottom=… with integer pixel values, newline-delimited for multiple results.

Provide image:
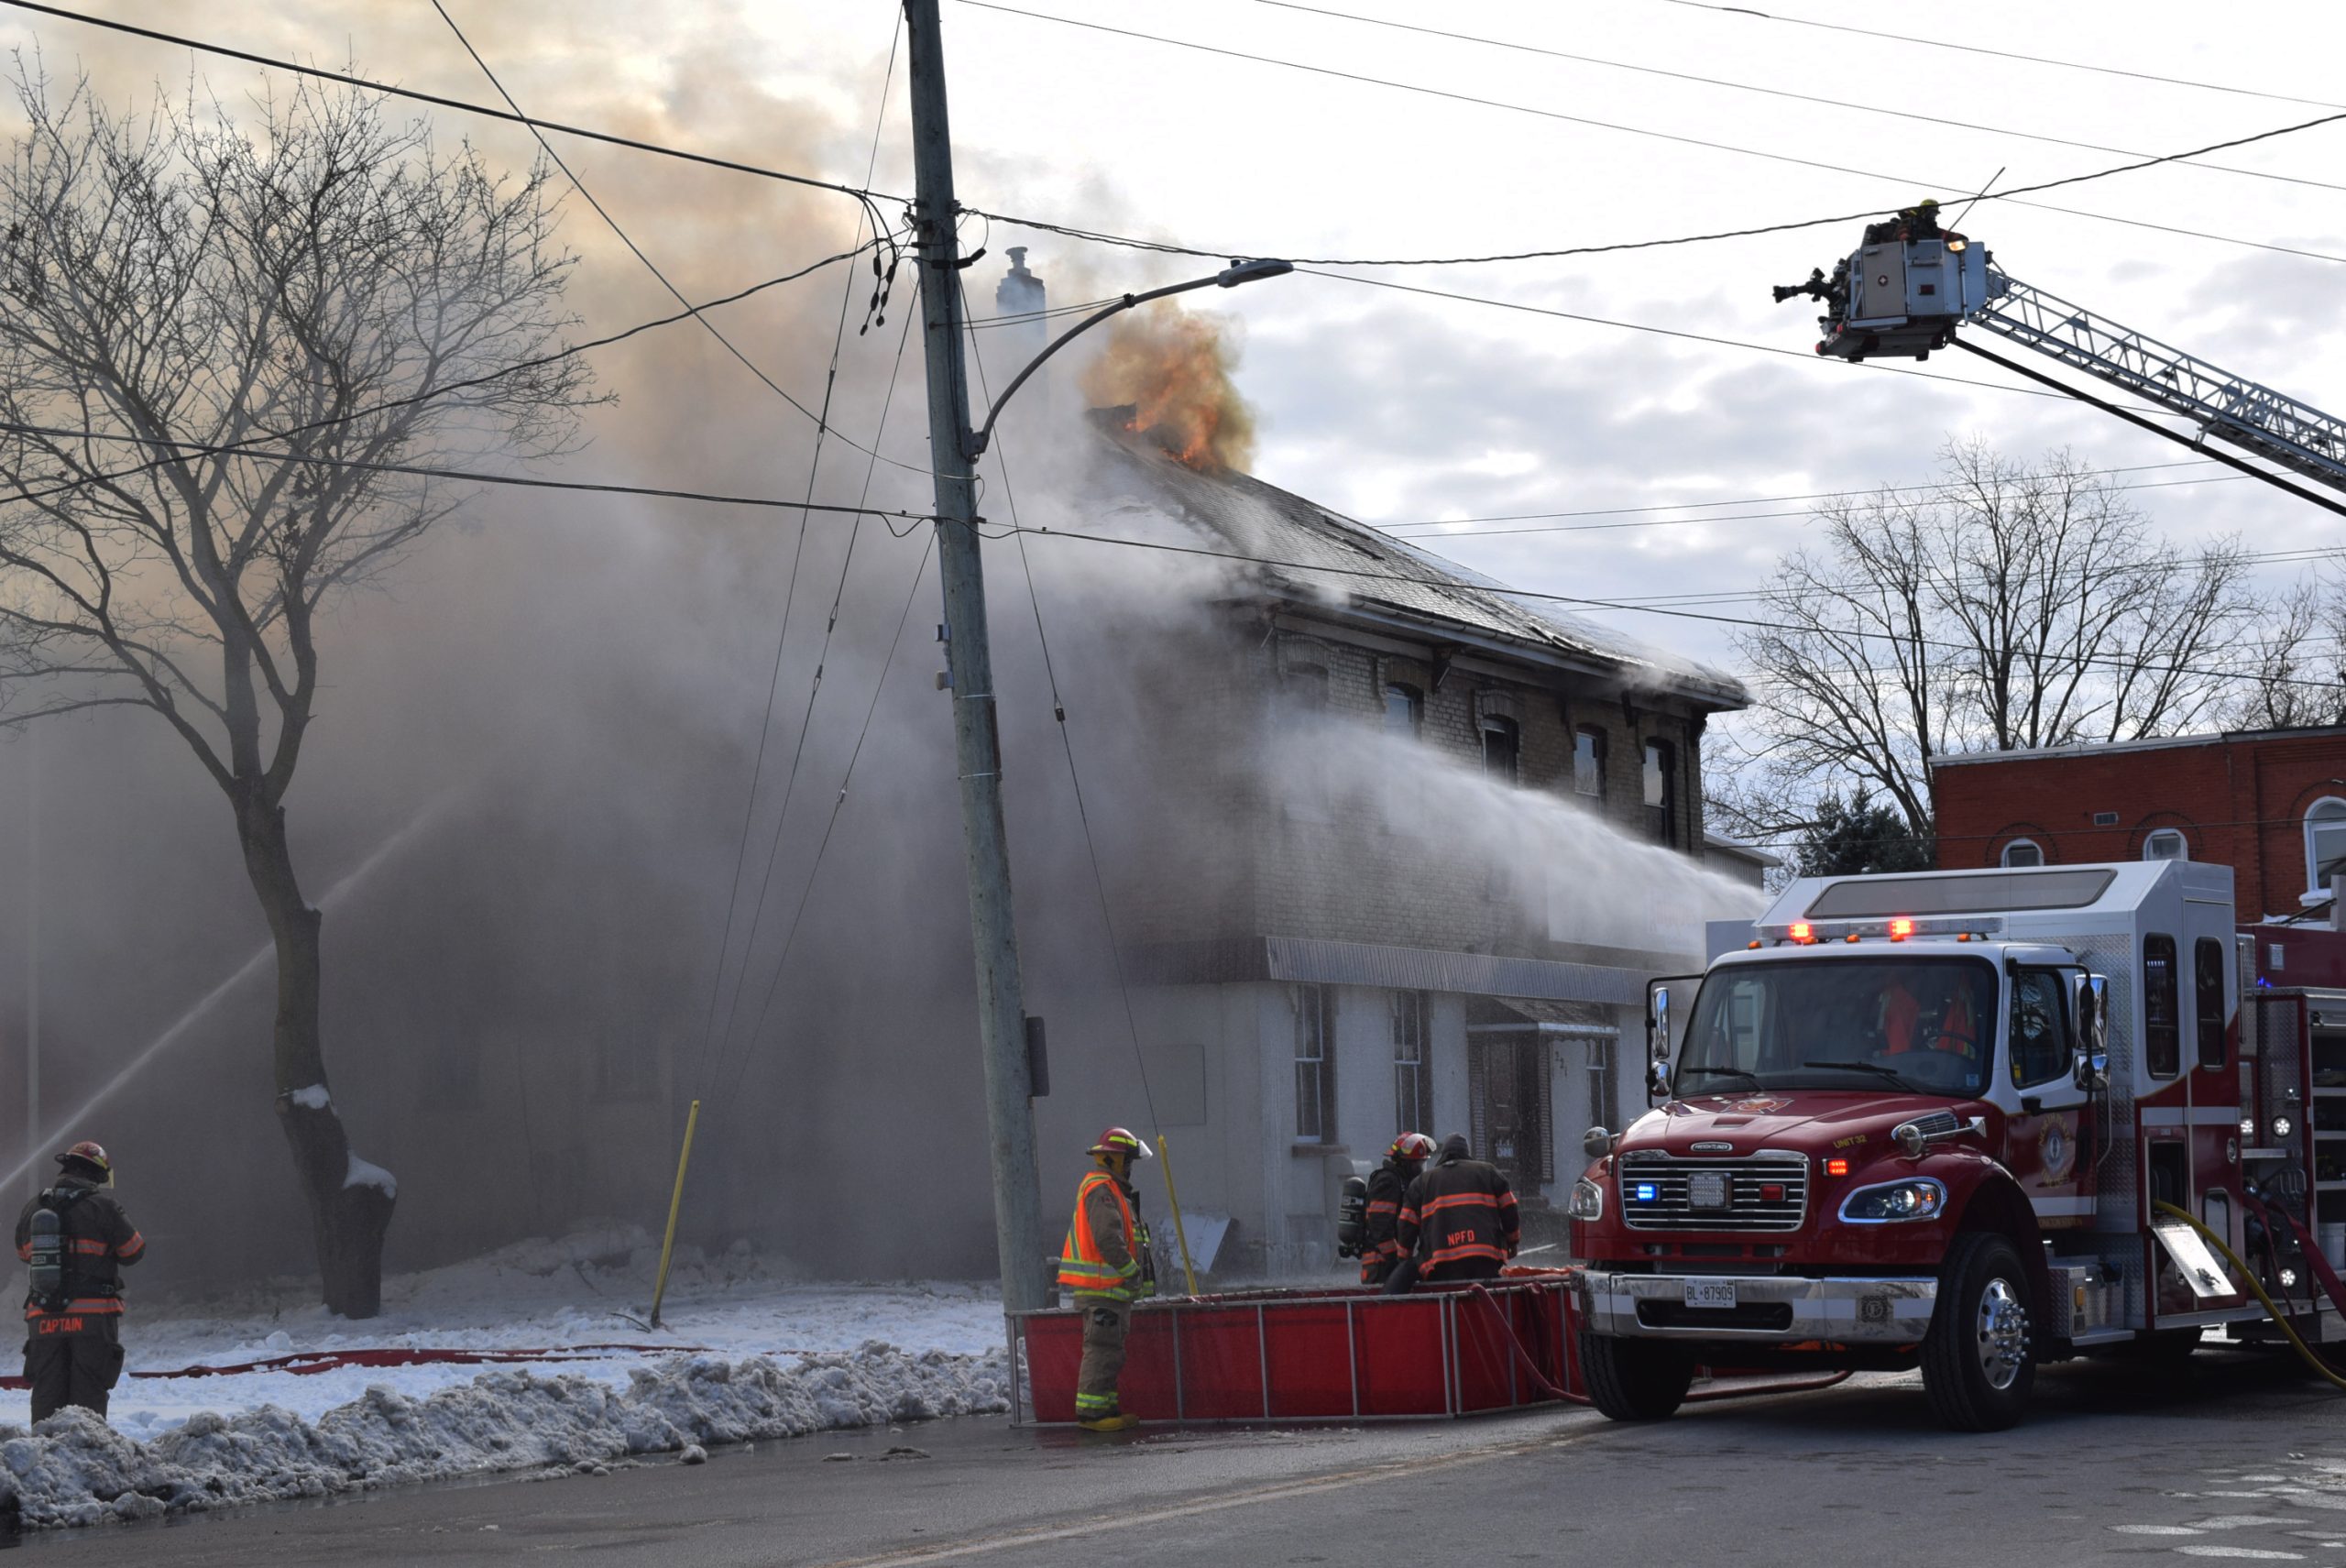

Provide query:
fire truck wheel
left=1577, top=1332, right=1694, bottom=1422
left=1923, top=1233, right=2036, bottom=1431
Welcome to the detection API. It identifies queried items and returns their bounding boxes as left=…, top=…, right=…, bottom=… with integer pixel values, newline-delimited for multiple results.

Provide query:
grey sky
left=7, top=0, right=2342, bottom=690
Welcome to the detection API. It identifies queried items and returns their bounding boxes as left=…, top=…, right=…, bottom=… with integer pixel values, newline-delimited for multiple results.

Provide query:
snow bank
left=0, top=1343, right=1008, bottom=1530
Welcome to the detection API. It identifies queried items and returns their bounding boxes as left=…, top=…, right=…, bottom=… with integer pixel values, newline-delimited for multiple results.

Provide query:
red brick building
left=1931, top=725, right=2346, bottom=922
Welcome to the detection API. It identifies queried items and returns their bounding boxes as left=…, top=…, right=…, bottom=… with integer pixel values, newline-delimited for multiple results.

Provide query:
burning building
left=992, top=262, right=1757, bottom=1277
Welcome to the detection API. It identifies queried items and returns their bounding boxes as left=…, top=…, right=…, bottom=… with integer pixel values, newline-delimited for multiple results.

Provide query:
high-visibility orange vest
left=1058, top=1171, right=1140, bottom=1299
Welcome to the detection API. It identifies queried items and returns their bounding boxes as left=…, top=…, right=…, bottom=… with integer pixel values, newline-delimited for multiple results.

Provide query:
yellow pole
left=649, top=1099, right=701, bottom=1330
left=1156, top=1131, right=1200, bottom=1297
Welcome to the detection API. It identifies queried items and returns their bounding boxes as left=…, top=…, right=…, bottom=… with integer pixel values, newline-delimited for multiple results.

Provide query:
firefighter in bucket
left=1058, top=1127, right=1157, bottom=1431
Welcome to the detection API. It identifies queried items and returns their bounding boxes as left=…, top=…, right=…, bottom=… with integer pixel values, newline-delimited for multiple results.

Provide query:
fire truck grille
left=1618, top=1157, right=1810, bottom=1232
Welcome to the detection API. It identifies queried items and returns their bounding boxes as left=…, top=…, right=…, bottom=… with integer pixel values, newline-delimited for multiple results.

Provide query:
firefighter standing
left=1058, top=1127, right=1156, bottom=1432
left=1391, top=1134, right=1518, bottom=1289
left=15, top=1141, right=145, bottom=1425
left=1360, top=1133, right=1434, bottom=1287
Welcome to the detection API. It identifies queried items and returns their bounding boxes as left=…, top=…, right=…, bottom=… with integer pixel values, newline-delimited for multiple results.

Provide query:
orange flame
left=1080, top=302, right=1255, bottom=472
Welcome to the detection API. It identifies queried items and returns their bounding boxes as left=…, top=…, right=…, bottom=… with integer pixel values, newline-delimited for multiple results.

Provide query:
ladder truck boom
left=1771, top=219, right=2346, bottom=502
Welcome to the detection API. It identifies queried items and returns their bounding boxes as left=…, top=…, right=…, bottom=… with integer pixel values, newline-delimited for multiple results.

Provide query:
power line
left=1657, top=0, right=2346, bottom=115
left=721, top=532, right=939, bottom=1106
left=995, top=517, right=2346, bottom=693
left=426, top=0, right=927, bottom=477
left=0, top=0, right=892, bottom=204
left=0, top=236, right=893, bottom=514
left=1375, top=465, right=2240, bottom=541
left=957, top=1, right=2346, bottom=268
left=958, top=279, right=1163, bottom=1135
left=0, top=420, right=939, bottom=521
left=1260, top=0, right=2346, bottom=196
left=692, top=19, right=908, bottom=1103
left=1373, top=461, right=2220, bottom=532
left=1296, top=267, right=2080, bottom=401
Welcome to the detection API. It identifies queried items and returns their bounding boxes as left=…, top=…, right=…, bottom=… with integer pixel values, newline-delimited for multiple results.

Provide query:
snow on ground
left=0, top=1228, right=1013, bottom=1530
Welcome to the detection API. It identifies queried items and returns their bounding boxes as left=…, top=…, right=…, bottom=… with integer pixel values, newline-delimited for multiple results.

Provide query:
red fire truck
left=1566, top=860, right=2346, bottom=1431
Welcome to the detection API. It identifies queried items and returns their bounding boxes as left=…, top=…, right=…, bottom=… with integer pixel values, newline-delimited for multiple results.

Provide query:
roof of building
left=1089, top=423, right=1749, bottom=710
left=1704, top=830, right=1784, bottom=869
left=1933, top=721, right=2346, bottom=768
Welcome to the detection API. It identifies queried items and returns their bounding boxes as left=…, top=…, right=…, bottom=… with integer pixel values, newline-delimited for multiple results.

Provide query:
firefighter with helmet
left=1360, top=1133, right=1434, bottom=1287
left=14, top=1141, right=145, bottom=1425
left=1389, top=1134, right=1518, bottom=1292
left=1058, top=1127, right=1157, bottom=1431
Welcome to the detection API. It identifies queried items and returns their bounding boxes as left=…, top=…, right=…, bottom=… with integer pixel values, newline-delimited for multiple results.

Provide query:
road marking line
left=806, top=1423, right=1611, bottom=1568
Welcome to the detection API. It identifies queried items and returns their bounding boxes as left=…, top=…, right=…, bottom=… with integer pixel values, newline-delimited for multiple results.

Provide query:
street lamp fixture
left=964, top=258, right=1293, bottom=461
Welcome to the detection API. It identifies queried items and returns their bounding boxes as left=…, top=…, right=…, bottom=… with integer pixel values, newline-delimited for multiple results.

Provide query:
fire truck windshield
left=1678, top=956, right=1998, bottom=1098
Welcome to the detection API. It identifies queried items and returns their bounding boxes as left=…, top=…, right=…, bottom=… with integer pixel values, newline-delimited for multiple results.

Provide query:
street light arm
left=965, top=259, right=1290, bottom=460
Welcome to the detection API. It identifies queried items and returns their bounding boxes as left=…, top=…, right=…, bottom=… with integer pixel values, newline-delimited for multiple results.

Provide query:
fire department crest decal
left=2038, top=1121, right=2074, bottom=1183
left=1728, top=1098, right=1786, bottom=1114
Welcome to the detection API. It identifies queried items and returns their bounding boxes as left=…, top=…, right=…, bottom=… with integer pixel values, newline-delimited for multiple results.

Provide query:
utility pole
left=902, top=0, right=1047, bottom=1316
left=23, top=728, right=38, bottom=1203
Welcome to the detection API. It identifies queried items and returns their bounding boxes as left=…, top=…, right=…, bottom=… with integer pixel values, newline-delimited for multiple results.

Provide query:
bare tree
left=2225, top=575, right=2346, bottom=730
left=1732, top=442, right=2261, bottom=839
left=0, top=71, right=596, bottom=1315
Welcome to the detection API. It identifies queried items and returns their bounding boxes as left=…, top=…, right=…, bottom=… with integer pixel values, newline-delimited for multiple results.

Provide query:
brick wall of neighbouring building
left=1930, top=726, right=2346, bottom=920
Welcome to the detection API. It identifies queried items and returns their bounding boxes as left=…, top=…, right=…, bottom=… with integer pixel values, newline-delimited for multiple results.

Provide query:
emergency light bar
left=1754, top=915, right=2005, bottom=946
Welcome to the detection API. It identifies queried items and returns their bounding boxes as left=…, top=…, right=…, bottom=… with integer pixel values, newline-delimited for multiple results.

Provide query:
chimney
left=995, top=247, right=1049, bottom=400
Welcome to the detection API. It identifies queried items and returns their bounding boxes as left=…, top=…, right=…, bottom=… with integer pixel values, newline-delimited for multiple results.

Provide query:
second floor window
left=1573, top=727, right=1606, bottom=799
left=1643, top=740, right=1676, bottom=845
left=1481, top=715, right=1519, bottom=784
left=1383, top=683, right=1422, bottom=738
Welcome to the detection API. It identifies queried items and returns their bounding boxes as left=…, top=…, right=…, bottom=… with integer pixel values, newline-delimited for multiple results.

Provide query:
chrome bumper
left=1576, top=1272, right=1937, bottom=1343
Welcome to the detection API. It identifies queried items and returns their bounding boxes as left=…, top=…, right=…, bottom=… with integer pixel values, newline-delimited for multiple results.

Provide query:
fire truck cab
left=1568, top=860, right=2344, bottom=1431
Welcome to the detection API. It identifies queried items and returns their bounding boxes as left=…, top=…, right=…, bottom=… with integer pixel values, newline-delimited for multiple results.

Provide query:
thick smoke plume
left=1079, top=302, right=1256, bottom=472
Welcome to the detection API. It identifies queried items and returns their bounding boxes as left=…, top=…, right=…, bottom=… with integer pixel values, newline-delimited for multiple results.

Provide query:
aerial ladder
left=1772, top=220, right=2346, bottom=515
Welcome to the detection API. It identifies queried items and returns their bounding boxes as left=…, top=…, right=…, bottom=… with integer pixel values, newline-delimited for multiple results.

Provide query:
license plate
left=1688, top=1170, right=1732, bottom=1210
left=1683, top=1279, right=1738, bottom=1310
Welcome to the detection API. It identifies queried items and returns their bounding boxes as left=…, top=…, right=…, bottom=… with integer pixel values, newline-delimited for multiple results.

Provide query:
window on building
left=1382, top=682, right=1422, bottom=739
left=1573, top=727, right=1606, bottom=800
left=2308, top=797, right=2346, bottom=895
left=2144, top=934, right=2179, bottom=1079
left=2194, top=937, right=2228, bottom=1071
left=1642, top=740, right=1676, bottom=846
left=1294, top=984, right=1336, bottom=1142
left=2009, top=969, right=2070, bottom=1090
left=1284, top=663, right=1331, bottom=819
left=2001, top=839, right=2044, bottom=869
left=1391, top=992, right=1431, bottom=1136
left=2143, top=828, right=2187, bottom=861
left=1480, top=715, right=1519, bottom=784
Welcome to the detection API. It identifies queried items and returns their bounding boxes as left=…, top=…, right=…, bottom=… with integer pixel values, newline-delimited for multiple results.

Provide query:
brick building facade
left=1931, top=725, right=2346, bottom=922
left=1032, top=424, right=1749, bottom=1276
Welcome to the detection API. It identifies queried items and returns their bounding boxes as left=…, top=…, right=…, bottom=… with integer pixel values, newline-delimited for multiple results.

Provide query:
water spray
left=1, top=794, right=459, bottom=1190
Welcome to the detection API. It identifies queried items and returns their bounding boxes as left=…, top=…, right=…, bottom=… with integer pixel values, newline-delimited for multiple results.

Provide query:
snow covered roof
left=1089, top=425, right=1747, bottom=710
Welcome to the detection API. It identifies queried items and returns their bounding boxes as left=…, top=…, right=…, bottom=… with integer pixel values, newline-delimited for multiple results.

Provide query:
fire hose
left=1464, top=1285, right=1851, bottom=1407
left=0, top=1342, right=746, bottom=1393
left=2150, top=1201, right=2346, bottom=1393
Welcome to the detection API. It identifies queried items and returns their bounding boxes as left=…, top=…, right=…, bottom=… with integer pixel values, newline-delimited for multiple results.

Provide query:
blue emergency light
left=1633, top=1182, right=1660, bottom=1203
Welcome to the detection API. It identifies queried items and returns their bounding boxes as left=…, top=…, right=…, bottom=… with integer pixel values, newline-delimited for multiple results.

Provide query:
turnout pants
left=24, top=1320, right=125, bottom=1425
left=1072, top=1295, right=1130, bottom=1420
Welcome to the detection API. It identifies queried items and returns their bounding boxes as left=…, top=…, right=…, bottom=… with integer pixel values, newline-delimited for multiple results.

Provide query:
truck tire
left=1922, top=1233, right=2035, bottom=1431
left=1578, top=1332, right=1694, bottom=1422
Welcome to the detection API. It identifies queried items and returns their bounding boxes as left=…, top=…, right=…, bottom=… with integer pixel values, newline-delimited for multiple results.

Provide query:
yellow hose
left=2150, top=1201, right=2346, bottom=1392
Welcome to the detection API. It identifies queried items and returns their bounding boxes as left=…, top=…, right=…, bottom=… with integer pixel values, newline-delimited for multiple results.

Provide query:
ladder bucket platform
left=1010, top=1272, right=1582, bottom=1426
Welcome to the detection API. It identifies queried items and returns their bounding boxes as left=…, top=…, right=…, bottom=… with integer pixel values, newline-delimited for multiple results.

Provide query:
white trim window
left=2142, top=828, right=2187, bottom=862
left=2001, top=838, right=2044, bottom=868
left=2309, top=797, right=2346, bottom=895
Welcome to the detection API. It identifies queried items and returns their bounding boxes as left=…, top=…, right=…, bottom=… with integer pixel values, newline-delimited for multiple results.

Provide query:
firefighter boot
left=1077, top=1409, right=1139, bottom=1432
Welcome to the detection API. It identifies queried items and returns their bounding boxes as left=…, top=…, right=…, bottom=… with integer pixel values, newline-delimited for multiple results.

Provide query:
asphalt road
left=18, top=1351, right=2346, bottom=1567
